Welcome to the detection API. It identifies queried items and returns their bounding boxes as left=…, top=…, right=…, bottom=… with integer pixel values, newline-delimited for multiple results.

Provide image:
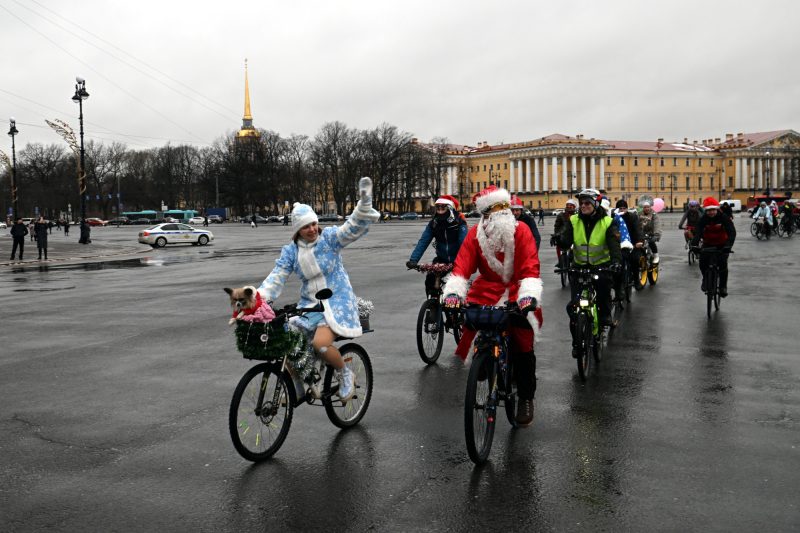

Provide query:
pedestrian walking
left=203, top=216, right=209, bottom=227
left=79, top=219, right=91, bottom=244
left=63, top=220, right=70, bottom=236
left=29, top=221, right=36, bottom=241
left=282, top=214, right=289, bottom=226
left=537, top=208, right=545, bottom=224
left=48, top=220, right=53, bottom=234
left=34, top=216, right=49, bottom=260
left=251, top=214, right=257, bottom=228
left=10, top=217, right=28, bottom=261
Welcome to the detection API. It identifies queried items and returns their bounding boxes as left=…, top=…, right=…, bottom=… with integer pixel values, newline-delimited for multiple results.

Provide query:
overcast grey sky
left=2, top=0, right=798, bottom=151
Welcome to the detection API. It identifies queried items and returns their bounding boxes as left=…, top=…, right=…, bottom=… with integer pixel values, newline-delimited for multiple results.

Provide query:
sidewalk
left=1, top=229, right=143, bottom=266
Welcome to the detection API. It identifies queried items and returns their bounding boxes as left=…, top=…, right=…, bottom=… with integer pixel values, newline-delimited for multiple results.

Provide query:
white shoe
left=652, top=253, right=660, bottom=264
left=338, top=367, right=355, bottom=401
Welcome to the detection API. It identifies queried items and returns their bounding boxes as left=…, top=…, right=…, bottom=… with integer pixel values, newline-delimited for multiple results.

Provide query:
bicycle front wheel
left=648, top=264, right=659, bottom=285
left=706, top=269, right=717, bottom=319
left=750, top=222, right=759, bottom=237
left=229, top=363, right=293, bottom=462
left=635, top=255, right=648, bottom=290
left=324, top=344, right=374, bottom=428
left=416, top=299, right=444, bottom=365
left=559, top=254, right=568, bottom=288
left=576, top=312, right=591, bottom=381
left=464, top=351, right=497, bottom=465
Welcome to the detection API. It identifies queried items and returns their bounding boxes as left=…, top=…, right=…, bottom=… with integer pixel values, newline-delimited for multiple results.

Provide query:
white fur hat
left=473, top=185, right=511, bottom=214
left=291, top=202, right=318, bottom=235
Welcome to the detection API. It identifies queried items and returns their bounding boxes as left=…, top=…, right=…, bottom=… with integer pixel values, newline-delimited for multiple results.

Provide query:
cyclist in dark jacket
left=406, top=195, right=468, bottom=296
left=510, top=195, right=541, bottom=250
left=691, top=197, right=736, bottom=298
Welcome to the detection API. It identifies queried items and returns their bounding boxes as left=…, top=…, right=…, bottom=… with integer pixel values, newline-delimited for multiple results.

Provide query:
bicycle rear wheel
left=416, top=299, right=444, bottom=365
left=576, top=312, right=591, bottom=381
left=464, top=351, right=497, bottom=464
left=750, top=222, right=758, bottom=237
left=323, top=343, right=373, bottom=428
left=229, top=363, right=293, bottom=462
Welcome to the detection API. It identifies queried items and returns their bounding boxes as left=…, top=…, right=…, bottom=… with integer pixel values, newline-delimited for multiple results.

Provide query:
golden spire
left=243, top=58, right=253, bottom=121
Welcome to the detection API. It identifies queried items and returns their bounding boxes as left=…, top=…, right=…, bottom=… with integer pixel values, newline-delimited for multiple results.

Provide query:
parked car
left=163, top=217, right=180, bottom=223
left=130, top=218, right=155, bottom=225
left=551, top=209, right=564, bottom=217
left=107, top=217, right=130, bottom=225
left=207, top=215, right=223, bottom=223
left=0, top=221, right=6, bottom=229
left=188, top=216, right=205, bottom=224
left=241, top=215, right=268, bottom=224
left=86, top=218, right=108, bottom=226
left=318, top=213, right=340, bottom=222
left=138, top=223, right=214, bottom=248
left=465, top=211, right=481, bottom=218
left=399, top=212, right=420, bottom=220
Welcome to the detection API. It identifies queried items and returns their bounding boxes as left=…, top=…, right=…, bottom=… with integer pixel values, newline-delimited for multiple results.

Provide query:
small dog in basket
left=224, top=285, right=275, bottom=325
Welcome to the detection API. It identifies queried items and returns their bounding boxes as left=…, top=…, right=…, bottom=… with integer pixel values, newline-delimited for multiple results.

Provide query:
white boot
left=337, top=367, right=355, bottom=401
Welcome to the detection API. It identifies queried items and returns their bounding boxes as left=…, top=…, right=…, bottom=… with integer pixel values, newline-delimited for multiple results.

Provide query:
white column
left=735, top=158, right=741, bottom=189
left=771, top=160, right=778, bottom=189
left=758, top=158, right=764, bottom=189
left=581, top=156, right=587, bottom=190
left=561, top=157, right=568, bottom=190
left=525, top=159, right=531, bottom=192
left=591, top=157, right=597, bottom=189
left=534, top=158, right=540, bottom=192
left=743, top=158, right=750, bottom=190
left=552, top=156, right=559, bottom=190
left=517, top=159, right=524, bottom=192
left=599, top=156, right=605, bottom=190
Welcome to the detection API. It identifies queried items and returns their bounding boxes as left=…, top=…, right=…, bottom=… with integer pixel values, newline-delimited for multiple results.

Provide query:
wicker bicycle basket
left=234, top=318, right=306, bottom=361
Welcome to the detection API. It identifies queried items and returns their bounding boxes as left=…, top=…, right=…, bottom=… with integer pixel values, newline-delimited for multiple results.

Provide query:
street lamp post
left=7, top=118, right=19, bottom=220
left=764, top=151, right=772, bottom=196
left=669, top=174, right=675, bottom=213
left=72, top=77, right=90, bottom=244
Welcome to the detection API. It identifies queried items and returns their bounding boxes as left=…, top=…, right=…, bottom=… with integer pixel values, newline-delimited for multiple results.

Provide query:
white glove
left=359, top=177, right=373, bottom=206
left=620, top=240, right=634, bottom=250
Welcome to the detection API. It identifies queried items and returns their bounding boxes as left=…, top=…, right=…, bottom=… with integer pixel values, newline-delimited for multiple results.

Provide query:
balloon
left=653, top=198, right=665, bottom=213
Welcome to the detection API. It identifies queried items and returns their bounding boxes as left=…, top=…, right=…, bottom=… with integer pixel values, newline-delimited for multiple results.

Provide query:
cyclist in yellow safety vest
left=557, top=188, right=622, bottom=358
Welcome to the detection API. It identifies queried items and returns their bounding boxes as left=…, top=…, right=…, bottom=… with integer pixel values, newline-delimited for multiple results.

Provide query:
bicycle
left=695, top=247, right=733, bottom=319
left=228, top=289, right=374, bottom=461
left=569, top=266, right=613, bottom=381
left=635, top=236, right=659, bottom=289
left=412, top=263, right=464, bottom=365
left=776, top=215, right=796, bottom=238
left=460, top=302, right=523, bottom=464
left=682, top=227, right=699, bottom=265
left=551, top=234, right=570, bottom=288
left=750, top=217, right=771, bottom=240
left=611, top=251, right=634, bottom=326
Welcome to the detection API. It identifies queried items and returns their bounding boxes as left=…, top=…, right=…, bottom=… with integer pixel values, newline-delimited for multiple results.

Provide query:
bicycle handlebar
left=413, top=263, right=454, bottom=274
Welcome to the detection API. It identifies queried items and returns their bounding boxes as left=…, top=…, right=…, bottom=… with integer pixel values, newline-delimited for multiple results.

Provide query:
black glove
left=406, top=260, right=418, bottom=269
left=609, top=262, right=622, bottom=273
left=549, top=235, right=558, bottom=247
left=518, top=296, right=537, bottom=314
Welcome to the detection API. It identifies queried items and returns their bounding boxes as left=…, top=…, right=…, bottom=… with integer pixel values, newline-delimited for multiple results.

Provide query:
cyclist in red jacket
left=690, top=197, right=736, bottom=298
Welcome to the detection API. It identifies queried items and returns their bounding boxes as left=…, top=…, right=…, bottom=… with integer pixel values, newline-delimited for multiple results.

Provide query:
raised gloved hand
left=620, top=240, right=634, bottom=250
left=406, top=260, right=418, bottom=269
left=443, top=294, right=462, bottom=308
left=359, top=177, right=373, bottom=206
left=517, top=296, right=537, bottom=314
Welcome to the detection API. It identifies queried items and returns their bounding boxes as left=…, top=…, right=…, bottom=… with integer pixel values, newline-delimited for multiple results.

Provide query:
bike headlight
left=579, top=299, right=590, bottom=307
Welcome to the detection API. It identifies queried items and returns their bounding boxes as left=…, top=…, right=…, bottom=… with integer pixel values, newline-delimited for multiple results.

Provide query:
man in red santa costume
left=442, top=185, right=543, bottom=427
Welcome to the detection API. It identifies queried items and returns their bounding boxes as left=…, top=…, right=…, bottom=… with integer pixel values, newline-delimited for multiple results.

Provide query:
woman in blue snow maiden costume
left=257, top=177, right=380, bottom=401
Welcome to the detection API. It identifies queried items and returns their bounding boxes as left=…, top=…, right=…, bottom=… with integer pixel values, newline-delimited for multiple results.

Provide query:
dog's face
left=224, top=287, right=257, bottom=312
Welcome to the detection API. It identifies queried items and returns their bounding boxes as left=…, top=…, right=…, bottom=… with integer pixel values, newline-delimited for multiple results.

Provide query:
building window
left=504, top=163, right=508, bottom=169
left=699, top=176, right=703, bottom=189
left=620, top=157, right=625, bottom=166
left=490, top=164, right=493, bottom=170
left=634, top=157, right=638, bottom=167
left=698, top=158, right=702, bottom=167
left=607, top=157, right=612, bottom=166
left=685, top=158, right=690, bottom=167
left=647, top=157, right=652, bottom=167
left=710, top=159, right=714, bottom=167
left=660, top=157, right=665, bottom=167
left=728, top=159, right=733, bottom=167
left=483, top=165, right=486, bottom=171
left=606, top=175, right=613, bottom=190
left=634, top=175, right=639, bottom=190
left=660, top=175, right=665, bottom=189
left=710, top=177, right=714, bottom=190
left=483, top=181, right=487, bottom=189
left=685, top=176, right=690, bottom=189
left=647, top=175, right=652, bottom=189
left=728, top=176, right=734, bottom=188
left=620, top=175, right=626, bottom=189
left=673, top=157, right=677, bottom=166
left=504, top=180, right=508, bottom=189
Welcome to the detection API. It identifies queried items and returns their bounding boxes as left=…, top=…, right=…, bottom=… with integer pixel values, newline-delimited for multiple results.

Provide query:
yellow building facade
left=432, top=130, right=800, bottom=212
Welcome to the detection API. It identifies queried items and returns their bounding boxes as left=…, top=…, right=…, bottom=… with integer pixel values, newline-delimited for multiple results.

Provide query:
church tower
left=235, top=59, right=261, bottom=145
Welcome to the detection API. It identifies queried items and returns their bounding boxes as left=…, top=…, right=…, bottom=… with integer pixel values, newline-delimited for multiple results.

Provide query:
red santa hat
left=435, top=195, right=459, bottom=210
left=510, top=195, right=524, bottom=208
left=473, top=185, right=511, bottom=214
left=702, top=197, right=720, bottom=209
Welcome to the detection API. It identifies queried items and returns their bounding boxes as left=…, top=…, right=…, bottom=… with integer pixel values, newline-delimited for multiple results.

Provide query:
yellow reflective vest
left=571, top=215, right=613, bottom=265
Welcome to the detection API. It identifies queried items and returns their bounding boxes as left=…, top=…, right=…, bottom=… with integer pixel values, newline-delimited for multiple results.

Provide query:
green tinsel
left=233, top=320, right=316, bottom=383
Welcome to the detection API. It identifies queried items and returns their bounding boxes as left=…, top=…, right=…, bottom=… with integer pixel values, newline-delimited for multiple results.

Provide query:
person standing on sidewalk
left=63, top=220, right=70, bottom=236
left=10, top=218, right=28, bottom=261
left=34, top=216, right=49, bottom=260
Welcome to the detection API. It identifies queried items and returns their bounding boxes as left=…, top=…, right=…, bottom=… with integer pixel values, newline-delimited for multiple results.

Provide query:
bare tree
left=364, top=123, right=412, bottom=213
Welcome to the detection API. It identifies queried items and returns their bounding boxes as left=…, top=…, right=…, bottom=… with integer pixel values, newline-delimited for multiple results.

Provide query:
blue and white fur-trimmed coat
left=257, top=200, right=380, bottom=338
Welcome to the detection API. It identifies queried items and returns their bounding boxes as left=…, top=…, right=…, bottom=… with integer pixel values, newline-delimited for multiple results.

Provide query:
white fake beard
left=480, top=209, right=516, bottom=252
left=477, top=208, right=516, bottom=282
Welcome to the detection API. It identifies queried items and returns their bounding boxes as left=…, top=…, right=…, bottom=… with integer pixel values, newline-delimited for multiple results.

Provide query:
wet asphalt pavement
left=1, top=215, right=798, bottom=531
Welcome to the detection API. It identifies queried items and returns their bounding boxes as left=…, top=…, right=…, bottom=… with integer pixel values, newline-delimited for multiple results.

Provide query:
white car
left=0, top=222, right=6, bottom=229
left=188, top=216, right=205, bottom=224
left=138, top=223, right=214, bottom=248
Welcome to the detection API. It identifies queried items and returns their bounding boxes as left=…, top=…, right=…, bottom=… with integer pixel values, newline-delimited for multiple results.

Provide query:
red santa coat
left=443, top=221, right=544, bottom=359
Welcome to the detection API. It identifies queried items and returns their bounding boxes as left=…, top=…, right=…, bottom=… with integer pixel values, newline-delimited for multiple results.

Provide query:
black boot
left=515, top=398, right=534, bottom=427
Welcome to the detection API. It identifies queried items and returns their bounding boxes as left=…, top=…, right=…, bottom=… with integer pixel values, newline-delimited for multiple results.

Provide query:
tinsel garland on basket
left=233, top=320, right=315, bottom=382
left=356, top=297, right=374, bottom=318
